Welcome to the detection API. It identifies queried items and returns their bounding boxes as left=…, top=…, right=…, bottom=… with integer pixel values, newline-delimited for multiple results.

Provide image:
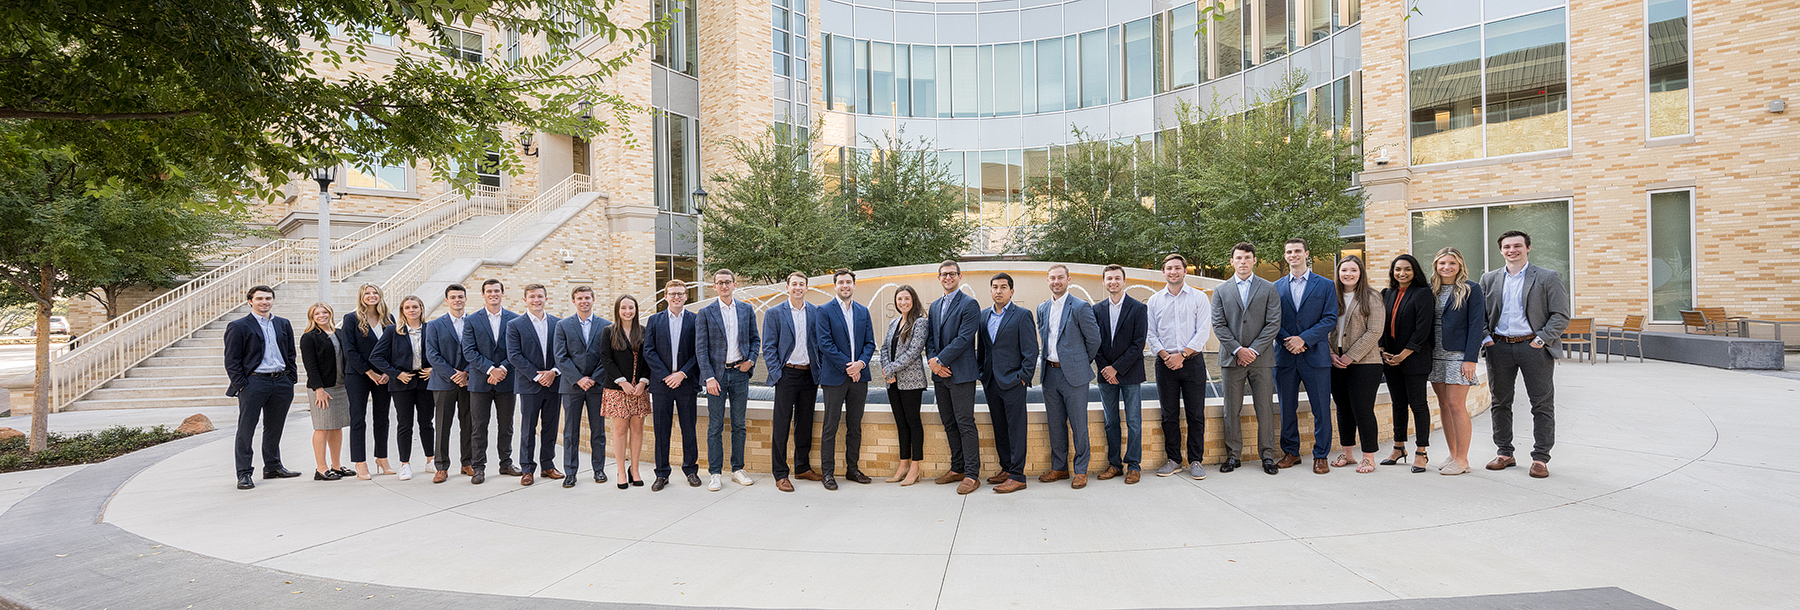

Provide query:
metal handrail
left=378, top=174, right=595, bottom=304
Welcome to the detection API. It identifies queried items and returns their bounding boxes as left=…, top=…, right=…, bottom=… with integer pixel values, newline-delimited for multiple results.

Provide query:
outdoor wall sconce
left=518, top=130, right=538, bottom=157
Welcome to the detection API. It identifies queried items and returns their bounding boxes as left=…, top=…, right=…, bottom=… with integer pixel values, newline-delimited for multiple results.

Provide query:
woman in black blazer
left=341, top=283, right=395, bottom=480
left=372, top=295, right=435, bottom=481
left=597, top=295, right=652, bottom=489
left=1428, top=248, right=1487, bottom=475
left=1380, top=254, right=1437, bottom=473
left=301, top=302, right=352, bottom=481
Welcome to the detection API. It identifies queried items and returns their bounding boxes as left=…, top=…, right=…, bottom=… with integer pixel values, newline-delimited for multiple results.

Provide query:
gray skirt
left=309, top=385, right=352, bottom=430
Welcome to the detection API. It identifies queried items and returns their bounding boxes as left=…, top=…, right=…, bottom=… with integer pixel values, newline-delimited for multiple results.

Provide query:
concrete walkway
left=3, top=359, right=1796, bottom=609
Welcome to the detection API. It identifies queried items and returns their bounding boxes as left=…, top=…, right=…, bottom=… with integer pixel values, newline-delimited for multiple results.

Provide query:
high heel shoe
left=629, top=472, right=644, bottom=487
left=617, top=473, right=629, bottom=490
left=1379, top=446, right=1405, bottom=466
left=1411, top=451, right=1429, bottom=474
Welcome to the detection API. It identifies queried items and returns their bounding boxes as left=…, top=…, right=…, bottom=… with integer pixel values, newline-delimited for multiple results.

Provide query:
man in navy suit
left=1094, top=264, right=1148, bottom=484
left=762, top=272, right=823, bottom=493
left=461, top=279, right=520, bottom=484
left=978, top=273, right=1039, bottom=494
left=222, top=285, right=299, bottom=489
left=506, top=284, right=562, bottom=486
left=1274, top=239, right=1340, bottom=475
left=553, top=285, right=611, bottom=487
left=927, top=260, right=983, bottom=495
left=1036, top=265, right=1100, bottom=489
left=423, top=284, right=473, bottom=484
left=814, top=268, right=877, bottom=489
left=694, top=269, right=759, bottom=491
left=643, top=280, right=701, bottom=491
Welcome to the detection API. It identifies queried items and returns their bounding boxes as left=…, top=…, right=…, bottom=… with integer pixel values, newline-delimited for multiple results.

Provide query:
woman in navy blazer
left=1428, top=248, right=1486, bottom=476
left=341, top=283, right=396, bottom=480
left=372, top=295, right=435, bottom=481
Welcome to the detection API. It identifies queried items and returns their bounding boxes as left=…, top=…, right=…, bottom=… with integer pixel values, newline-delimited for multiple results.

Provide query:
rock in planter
left=176, top=414, right=215, bottom=435
left=0, top=427, right=22, bottom=442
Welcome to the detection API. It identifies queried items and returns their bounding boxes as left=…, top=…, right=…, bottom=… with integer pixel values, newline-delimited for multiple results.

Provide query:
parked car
left=48, top=316, right=70, bottom=335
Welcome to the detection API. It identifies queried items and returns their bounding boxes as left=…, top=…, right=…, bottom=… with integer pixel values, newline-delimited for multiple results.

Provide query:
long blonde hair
left=355, top=283, right=390, bottom=335
left=395, top=295, right=426, bottom=336
left=304, top=302, right=336, bottom=335
left=1430, top=247, right=1472, bottom=309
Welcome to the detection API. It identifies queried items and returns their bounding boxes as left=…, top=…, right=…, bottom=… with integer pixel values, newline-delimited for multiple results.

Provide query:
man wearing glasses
left=927, top=260, right=984, bottom=495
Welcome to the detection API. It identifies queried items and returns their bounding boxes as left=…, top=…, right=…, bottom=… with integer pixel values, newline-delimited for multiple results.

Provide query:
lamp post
left=312, top=166, right=337, bottom=306
left=690, top=184, right=708, bottom=297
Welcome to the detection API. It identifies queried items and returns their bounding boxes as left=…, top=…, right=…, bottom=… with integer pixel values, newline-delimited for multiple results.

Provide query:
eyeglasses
left=938, top=272, right=961, bottom=277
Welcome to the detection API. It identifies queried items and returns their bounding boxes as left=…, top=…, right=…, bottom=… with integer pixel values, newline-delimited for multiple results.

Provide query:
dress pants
left=770, top=369, right=817, bottom=480
left=983, top=382, right=1028, bottom=482
left=390, top=387, right=436, bottom=464
left=1331, top=364, right=1383, bottom=452
left=432, top=388, right=473, bottom=472
left=1384, top=367, right=1430, bottom=447
left=888, top=385, right=925, bottom=461
left=1486, top=341, right=1556, bottom=463
left=517, top=391, right=560, bottom=473
left=652, top=390, right=699, bottom=479
left=705, top=368, right=751, bottom=475
left=820, top=380, right=867, bottom=477
left=1154, top=359, right=1208, bottom=464
left=1221, top=365, right=1278, bottom=462
left=234, top=375, right=293, bottom=477
left=1097, top=381, right=1142, bottom=470
left=562, top=387, right=607, bottom=474
left=345, top=375, right=392, bottom=463
left=1041, top=366, right=1090, bottom=474
left=1278, top=363, right=1334, bottom=459
left=469, top=390, right=516, bottom=471
left=934, top=379, right=979, bottom=477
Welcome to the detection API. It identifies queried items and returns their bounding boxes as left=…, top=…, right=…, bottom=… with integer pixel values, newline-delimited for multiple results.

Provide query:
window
left=1123, top=17, right=1157, bottom=100
left=1170, top=4, right=1202, bottom=89
left=1079, top=30, right=1108, bottom=107
left=994, top=44, right=1021, bottom=116
left=654, top=113, right=698, bottom=214
left=951, top=46, right=977, bottom=118
left=1483, top=9, right=1567, bottom=157
left=1649, top=190, right=1694, bottom=321
left=829, top=35, right=855, bottom=111
left=1647, top=0, right=1690, bottom=137
left=1263, top=0, right=1291, bottom=61
left=1309, top=0, right=1333, bottom=41
left=440, top=28, right=483, bottom=63
left=870, top=42, right=895, bottom=117
left=329, top=24, right=394, bottom=47
left=895, top=44, right=912, bottom=117
left=911, top=45, right=938, bottom=117
left=505, top=28, right=519, bottom=62
left=1412, top=200, right=1572, bottom=294
left=1409, top=26, right=1482, bottom=164
left=977, top=45, right=995, bottom=117
left=1215, top=0, right=1246, bottom=77
left=345, top=162, right=409, bottom=192
left=474, top=151, right=502, bottom=188
left=1020, top=41, right=1037, bottom=115
left=656, top=0, right=698, bottom=75
left=1036, top=38, right=1065, bottom=112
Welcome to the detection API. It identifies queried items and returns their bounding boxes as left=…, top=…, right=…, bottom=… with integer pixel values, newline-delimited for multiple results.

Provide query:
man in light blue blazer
left=643, top=280, right=701, bottom=491
left=461, top=279, right=521, bottom=484
left=926, top=260, right=984, bottom=495
left=978, top=273, right=1039, bottom=494
left=1274, top=239, right=1340, bottom=474
left=1035, top=264, right=1101, bottom=489
left=553, top=285, right=611, bottom=487
left=694, top=269, right=759, bottom=491
left=423, top=284, right=473, bottom=483
left=506, top=284, right=562, bottom=486
left=762, top=272, right=823, bottom=493
left=813, top=269, right=877, bottom=489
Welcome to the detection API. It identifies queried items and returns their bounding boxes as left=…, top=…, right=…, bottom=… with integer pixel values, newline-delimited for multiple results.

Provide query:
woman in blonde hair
left=1430, top=247, right=1487, bottom=475
left=342, top=283, right=395, bottom=479
left=301, top=302, right=351, bottom=480
left=373, top=295, right=435, bottom=481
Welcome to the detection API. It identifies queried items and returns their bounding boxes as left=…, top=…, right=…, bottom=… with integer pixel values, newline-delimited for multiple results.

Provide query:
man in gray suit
left=1213, top=243, right=1283, bottom=475
left=1480, top=230, right=1570, bottom=479
left=553, top=285, right=611, bottom=487
left=1036, top=264, right=1101, bottom=489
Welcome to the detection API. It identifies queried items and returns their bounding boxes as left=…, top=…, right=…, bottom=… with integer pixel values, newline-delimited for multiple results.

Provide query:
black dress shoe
left=471, top=470, right=486, bottom=485
left=498, top=465, right=524, bottom=477
left=263, top=466, right=301, bottom=479
left=651, top=477, right=669, bottom=491
left=333, top=467, right=356, bottom=478
left=686, top=473, right=702, bottom=487
left=237, top=475, right=255, bottom=490
left=562, top=477, right=576, bottom=488
left=595, top=471, right=608, bottom=484
left=314, top=470, right=342, bottom=481
left=823, top=476, right=839, bottom=491
left=846, top=470, right=872, bottom=484
left=1262, top=459, right=1280, bottom=475
left=1219, top=457, right=1241, bottom=473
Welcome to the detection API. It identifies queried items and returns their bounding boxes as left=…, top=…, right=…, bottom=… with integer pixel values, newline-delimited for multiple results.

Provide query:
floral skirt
left=600, top=388, right=651, bottom=418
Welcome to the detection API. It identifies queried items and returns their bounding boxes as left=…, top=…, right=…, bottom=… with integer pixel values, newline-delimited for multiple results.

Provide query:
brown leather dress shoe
left=795, top=470, right=824, bottom=482
left=520, top=472, right=535, bottom=486
left=461, top=466, right=475, bottom=477
left=1529, top=461, right=1549, bottom=478
left=993, top=479, right=1026, bottom=494
left=1487, top=455, right=1518, bottom=470
left=986, top=472, right=1009, bottom=484
left=1124, top=468, right=1141, bottom=484
left=935, top=471, right=964, bottom=485
left=777, top=478, right=795, bottom=492
left=1038, top=470, right=1069, bottom=483
left=1070, top=474, right=1088, bottom=489
left=956, top=477, right=979, bottom=494
left=1312, top=458, right=1329, bottom=475
left=542, top=468, right=564, bottom=480
left=1097, top=466, right=1122, bottom=480
left=432, top=470, right=448, bottom=484
left=1276, top=453, right=1301, bottom=469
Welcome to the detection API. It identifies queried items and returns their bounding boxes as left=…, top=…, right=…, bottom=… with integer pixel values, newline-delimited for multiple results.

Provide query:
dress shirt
left=484, top=308, right=506, bottom=373
left=1234, top=275, right=1259, bottom=356
left=371, top=322, right=384, bottom=340
left=665, top=309, right=684, bottom=369
left=577, top=313, right=593, bottom=346
left=253, top=312, right=285, bottom=373
left=786, top=304, right=809, bottom=366
left=1046, top=293, right=1068, bottom=362
left=838, top=297, right=856, bottom=357
left=449, top=312, right=465, bottom=341
left=987, top=307, right=1005, bottom=342
left=407, top=325, right=424, bottom=369
left=529, top=311, right=553, bottom=368
left=1106, top=296, right=1124, bottom=339
left=720, top=299, right=740, bottom=362
left=1496, top=264, right=1532, bottom=336
left=1288, top=270, right=1308, bottom=305
left=1145, top=285, right=1213, bottom=356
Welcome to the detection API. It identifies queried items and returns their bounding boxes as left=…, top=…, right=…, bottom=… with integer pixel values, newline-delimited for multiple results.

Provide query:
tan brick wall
left=698, top=0, right=777, bottom=181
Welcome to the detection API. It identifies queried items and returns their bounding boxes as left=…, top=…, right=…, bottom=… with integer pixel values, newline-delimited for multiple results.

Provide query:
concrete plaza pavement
left=1, top=358, right=1795, bottom=609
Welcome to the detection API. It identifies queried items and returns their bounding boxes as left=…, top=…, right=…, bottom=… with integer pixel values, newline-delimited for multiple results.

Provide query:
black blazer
left=1380, top=283, right=1437, bottom=375
left=371, top=324, right=430, bottom=391
left=339, top=311, right=394, bottom=384
left=300, top=329, right=340, bottom=390
left=1093, top=295, right=1148, bottom=385
left=223, top=313, right=296, bottom=396
left=599, top=326, right=648, bottom=391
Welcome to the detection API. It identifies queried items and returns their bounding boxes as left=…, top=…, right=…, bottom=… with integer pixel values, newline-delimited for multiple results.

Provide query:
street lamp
left=690, top=184, right=708, bottom=298
left=312, top=166, right=338, bottom=306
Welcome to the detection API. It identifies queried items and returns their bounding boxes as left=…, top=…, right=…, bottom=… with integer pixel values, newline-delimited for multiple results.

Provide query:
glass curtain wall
left=1647, top=0, right=1691, bottom=137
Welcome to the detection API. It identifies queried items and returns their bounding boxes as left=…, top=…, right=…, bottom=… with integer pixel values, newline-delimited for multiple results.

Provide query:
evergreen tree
left=701, top=125, right=856, bottom=284
left=1018, top=132, right=1158, bottom=268
left=841, top=133, right=974, bottom=270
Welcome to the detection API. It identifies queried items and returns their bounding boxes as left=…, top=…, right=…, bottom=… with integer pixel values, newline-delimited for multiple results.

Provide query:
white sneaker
left=397, top=464, right=413, bottom=481
left=708, top=473, right=722, bottom=491
left=732, top=470, right=754, bottom=486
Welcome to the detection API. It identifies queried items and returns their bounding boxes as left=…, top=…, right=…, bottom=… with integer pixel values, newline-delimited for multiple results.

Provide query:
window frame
left=1646, top=187, right=1697, bottom=323
left=1643, top=0, right=1693, bottom=141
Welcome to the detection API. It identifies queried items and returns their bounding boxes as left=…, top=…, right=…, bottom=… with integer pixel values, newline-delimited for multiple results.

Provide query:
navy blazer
left=223, top=313, right=297, bottom=396
left=1093, top=295, right=1148, bottom=385
left=1036, top=296, right=1101, bottom=387
left=505, top=313, right=561, bottom=394
left=761, top=300, right=822, bottom=386
left=1381, top=284, right=1437, bottom=375
left=1437, top=281, right=1487, bottom=363
left=339, top=311, right=394, bottom=383
left=694, top=300, right=760, bottom=383
left=422, top=313, right=470, bottom=392
left=370, top=324, right=430, bottom=391
left=553, top=313, right=612, bottom=393
left=977, top=303, right=1039, bottom=390
left=926, top=290, right=983, bottom=385
left=1274, top=272, right=1340, bottom=369
left=642, top=308, right=699, bottom=395
left=461, top=308, right=520, bottom=393
left=813, top=299, right=876, bottom=387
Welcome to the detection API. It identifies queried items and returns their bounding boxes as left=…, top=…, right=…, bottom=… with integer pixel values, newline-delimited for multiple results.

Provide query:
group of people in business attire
left=224, top=230, right=1568, bottom=493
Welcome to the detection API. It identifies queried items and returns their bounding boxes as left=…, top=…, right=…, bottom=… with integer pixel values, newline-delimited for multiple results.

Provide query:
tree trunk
left=30, top=265, right=54, bottom=453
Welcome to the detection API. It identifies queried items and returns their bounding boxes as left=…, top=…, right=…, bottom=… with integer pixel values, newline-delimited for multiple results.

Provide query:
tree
left=85, top=198, right=253, bottom=320
left=1, top=0, right=663, bottom=207
left=1017, top=131, right=1159, bottom=268
left=840, top=132, right=974, bottom=270
left=701, top=125, right=856, bottom=285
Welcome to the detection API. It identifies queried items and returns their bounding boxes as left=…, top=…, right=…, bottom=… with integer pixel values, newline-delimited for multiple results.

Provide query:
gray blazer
left=1479, top=263, right=1572, bottom=357
left=880, top=317, right=929, bottom=391
left=1212, top=276, right=1282, bottom=368
left=1035, top=295, right=1101, bottom=387
left=552, top=314, right=611, bottom=393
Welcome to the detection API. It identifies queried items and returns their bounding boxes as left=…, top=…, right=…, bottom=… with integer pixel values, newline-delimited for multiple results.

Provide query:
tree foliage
left=702, top=125, right=855, bottom=285
left=1018, top=131, right=1158, bottom=268
left=841, top=132, right=974, bottom=270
